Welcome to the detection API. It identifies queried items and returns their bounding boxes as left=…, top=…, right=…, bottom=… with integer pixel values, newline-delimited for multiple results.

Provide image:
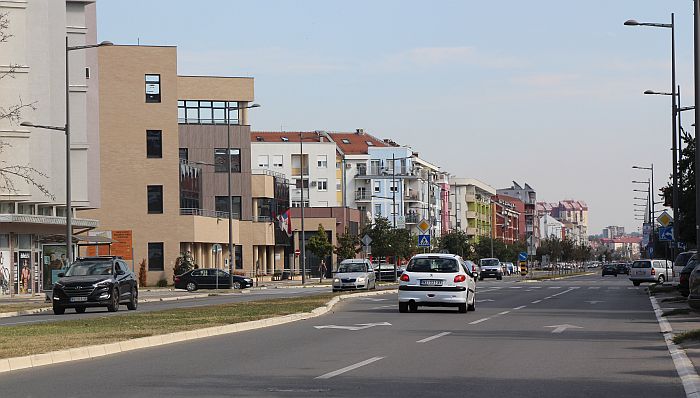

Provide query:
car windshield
left=407, top=257, right=460, bottom=273
left=338, top=264, right=367, bottom=273
left=64, top=260, right=113, bottom=276
left=631, top=261, right=651, bottom=269
left=682, top=257, right=698, bottom=272
left=480, top=259, right=499, bottom=267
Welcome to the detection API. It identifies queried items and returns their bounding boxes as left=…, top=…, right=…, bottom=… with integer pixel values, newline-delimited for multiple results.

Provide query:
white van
left=629, top=259, right=673, bottom=286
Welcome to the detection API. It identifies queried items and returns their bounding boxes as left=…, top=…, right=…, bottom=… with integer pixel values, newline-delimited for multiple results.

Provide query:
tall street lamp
left=633, top=179, right=653, bottom=256
left=695, top=0, right=700, bottom=252
left=626, top=14, right=677, bottom=253
left=225, top=102, right=259, bottom=286
left=21, top=38, right=112, bottom=265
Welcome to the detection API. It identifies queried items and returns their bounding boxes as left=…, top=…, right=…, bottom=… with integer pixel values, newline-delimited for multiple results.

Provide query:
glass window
left=18, top=204, right=35, bottom=215
left=177, top=107, right=185, bottom=123
left=215, top=148, right=241, bottom=173
left=148, top=242, right=164, bottom=271
left=342, top=139, right=350, bottom=144
left=186, top=107, right=198, bottom=122
left=234, top=246, right=243, bottom=269
left=199, top=106, right=213, bottom=124
left=146, top=130, right=162, bottom=158
left=215, top=196, right=242, bottom=219
left=374, top=181, right=381, bottom=193
left=145, top=74, right=161, bottom=103
left=179, top=148, right=188, bottom=161
left=272, top=155, right=283, bottom=168
left=374, top=204, right=382, bottom=216
left=317, top=155, right=328, bottom=168
left=147, top=185, right=163, bottom=214
left=257, top=155, right=269, bottom=168
left=0, top=234, right=9, bottom=248
left=317, top=178, right=328, bottom=191
left=213, top=108, right=225, bottom=124
left=0, top=202, right=14, bottom=214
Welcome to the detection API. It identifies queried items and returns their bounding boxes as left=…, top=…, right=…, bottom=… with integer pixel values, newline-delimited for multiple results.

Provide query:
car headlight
left=333, top=278, right=340, bottom=283
left=93, top=280, right=111, bottom=287
left=357, top=277, right=366, bottom=283
left=54, top=281, right=64, bottom=288
left=245, top=278, right=253, bottom=283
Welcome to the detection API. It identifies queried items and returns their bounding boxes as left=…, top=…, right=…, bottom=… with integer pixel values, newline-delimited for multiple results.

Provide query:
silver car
left=629, top=259, right=673, bottom=286
left=332, top=260, right=376, bottom=292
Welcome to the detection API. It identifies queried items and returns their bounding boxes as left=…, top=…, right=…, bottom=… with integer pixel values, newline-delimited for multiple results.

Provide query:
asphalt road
left=0, top=286, right=331, bottom=327
left=0, top=274, right=686, bottom=397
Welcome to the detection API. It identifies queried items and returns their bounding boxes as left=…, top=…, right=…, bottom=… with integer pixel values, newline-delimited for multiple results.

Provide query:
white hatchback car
left=398, top=253, right=477, bottom=313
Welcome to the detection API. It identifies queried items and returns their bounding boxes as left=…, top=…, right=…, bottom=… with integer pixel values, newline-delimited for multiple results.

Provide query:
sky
left=97, top=0, right=697, bottom=235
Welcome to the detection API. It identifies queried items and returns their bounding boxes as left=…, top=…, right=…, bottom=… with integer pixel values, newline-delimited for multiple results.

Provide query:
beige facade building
left=80, top=45, right=289, bottom=285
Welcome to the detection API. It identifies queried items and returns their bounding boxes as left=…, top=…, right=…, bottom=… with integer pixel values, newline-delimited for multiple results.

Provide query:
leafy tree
left=390, top=228, right=417, bottom=261
left=439, top=229, right=472, bottom=257
left=335, top=229, right=361, bottom=261
left=307, top=224, right=334, bottom=262
left=662, top=132, right=695, bottom=247
left=173, top=251, right=196, bottom=276
left=364, top=216, right=393, bottom=260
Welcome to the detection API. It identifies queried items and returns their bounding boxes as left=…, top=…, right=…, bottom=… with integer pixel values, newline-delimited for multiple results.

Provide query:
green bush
left=156, top=279, right=168, bottom=288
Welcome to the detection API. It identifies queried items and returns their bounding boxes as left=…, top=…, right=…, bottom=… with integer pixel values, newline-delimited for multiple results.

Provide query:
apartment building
left=250, top=131, right=339, bottom=208
left=450, top=178, right=495, bottom=241
left=603, top=226, right=625, bottom=239
left=491, top=194, right=521, bottom=244
left=79, top=45, right=289, bottom=285
left=497, top=182, right=539, bottom=254
left=537, top=200, right=589, bottom=245
left=0, top=1, right=100, bottom=293
left=539, top=213, right=564, bottom=240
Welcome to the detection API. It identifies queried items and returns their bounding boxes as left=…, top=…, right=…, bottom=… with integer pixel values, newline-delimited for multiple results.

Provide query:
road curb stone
left=0, top=288, right=397, bottom=375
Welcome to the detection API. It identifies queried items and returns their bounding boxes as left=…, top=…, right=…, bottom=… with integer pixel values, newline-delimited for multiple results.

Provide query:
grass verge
left=661, top=296, right=688, bottom=303
left=0, top=303, right=50, bottom=313
left=662, top=308, right=693, bottom=317
left=649, top=284, right=678, bottom=295
left=0, top=293, right=340, bottom=359
left=674, top=329, right=700, bottom=345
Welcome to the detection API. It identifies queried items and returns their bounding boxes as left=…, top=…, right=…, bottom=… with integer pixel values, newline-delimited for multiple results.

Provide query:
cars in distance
left=615, top=263, right=630, bottom=275
left=333, top=259, right=376, bottom=292
left=398, top=253, right=476, bottom=313
left=479, top=258, right=503, bottom=280
left=601, top=264, right=618, bottom=277
left=678, top=254, right=698, bottom=297
left=52, top=256, right=138, bottom=315
left=503, top=262, right=515, bottom=276
left=629, top=259, right=673, bottom=286
left=174, top=269, right=253, bottom=291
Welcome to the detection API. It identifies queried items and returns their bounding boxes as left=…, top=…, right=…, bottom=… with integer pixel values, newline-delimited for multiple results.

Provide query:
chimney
left=356, top=128, right=364, bottom=135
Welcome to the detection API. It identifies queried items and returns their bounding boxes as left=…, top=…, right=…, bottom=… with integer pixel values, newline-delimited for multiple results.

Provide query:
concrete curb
left=649, top=295, right=700, bottom=398
left=0, top=289, right=397, bottom=374
left=0, top=307, right=53, bottom=319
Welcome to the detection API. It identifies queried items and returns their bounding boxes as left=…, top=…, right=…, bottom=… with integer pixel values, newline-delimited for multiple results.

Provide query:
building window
left=295, top=179, right=309, bottom=189
left=235, top=246, right=243, bottom=269
left=390, top=181, right=398, bottom=192
left=215, top=148, right=241, bottom=172
left=177, top=100, right=238, bottom=124
left=146, top=130, right=162, bottom=158
left=374, top=181, right=381, bottom=193
left=179, top=148, right=188, bottom=161
left=257, top=155, right=269, bottom=168
left=291, top=200, right=309, bottom=208
left=272, top=155, right=283, bottom=168
left=145, top=74, right=161, bottom=103
left=374, top=204, right=382, bottom=217
left=342, top=139, right=350, bottom=144
left=366, top=141, right=374, bottom=146
left=317, top=178, right=328, bottom=191
left=148, top=242, right=164, bottom=271
left=147, top=185, right=163, bottom=214
left=336, top=182, right=342, bottom=192
left=17, top=203, right=35, bottom=215
left=0, top=202, right=14, bottom=214
left=215, top=196, right=242, bottom=219
left=317, top=155, right=328, bottom=168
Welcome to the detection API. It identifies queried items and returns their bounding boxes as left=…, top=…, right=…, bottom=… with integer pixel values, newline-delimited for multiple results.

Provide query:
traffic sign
left=361, top=234, right=373, bottom=247
left=518, top=252, right=528, bottom=261
left=658, top=226, right=674, bottom=242
left=418, top=234, right=431, bottom=247
left=294, top=249, right=300, bottom=256
left=417, top=219, right=431, bottom=233
left=657, top=211, right=673, bottom=227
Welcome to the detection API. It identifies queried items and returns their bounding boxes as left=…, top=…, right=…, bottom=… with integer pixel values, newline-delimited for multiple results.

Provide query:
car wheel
left=232, top=281, right=242, bottom=289
left=497, top=274, right=502, bottom=280
left=399, top=302, right=409, bottom=313
left=409, top=301, right=418, bottom=312
left=658, top=275, right=665, bottom=284
left=633, top=281, right=640, bottom=286
left=75, top=307, right=86, bottom=314
left=53, top=305, right=65, bottom=315
left=468, top=296, right=476, bottom=312
left=127, top=287, right=138, bottom=310
left=458, top=303, right=467, bottom=313
left=479, top=276, right=484, bottom=281
left=186, top=282, right=197, bottom=292
left=107, top=288, right=119, bottom=312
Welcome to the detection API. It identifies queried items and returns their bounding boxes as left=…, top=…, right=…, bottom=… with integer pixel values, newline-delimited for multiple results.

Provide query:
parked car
left=332, top=259, right=376, bottom=291
left=479, top=258, right=503, bottom=280
left=674, top=251, right=697, bottom=283
left=688, top=261, right=700, bottom=309
left=465, top=260, right=480, bottom=280
left=678, top=255, right=698, bottom=297
left=373, top=262, right=402, bottom=282
left=398, top=253, right=476, bottom=313
left=629, top=259, right=673, bottom=286
left=174, top=269, right=253, bottom=291
left=52, top=256, right=138, bottom=315
left=503, top=262, right=515, bottom=276
left=601, top=264, right=617, bottom=277
left=615, top=263, right=630, bottom=275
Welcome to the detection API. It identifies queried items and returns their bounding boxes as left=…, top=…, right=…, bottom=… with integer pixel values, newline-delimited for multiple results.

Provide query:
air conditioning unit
left=310, top=181, right=317, bottom=187
left=345, top=163, right=352, bottom=169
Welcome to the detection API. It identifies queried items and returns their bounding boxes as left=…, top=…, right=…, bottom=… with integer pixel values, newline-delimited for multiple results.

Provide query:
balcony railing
left=253, top=215, right=272, bottom=222
left=355, top=191, right=371, bottom=200
left=180, top=208, right=240, bottom=219
left=406, top=213, right=420, bottom=223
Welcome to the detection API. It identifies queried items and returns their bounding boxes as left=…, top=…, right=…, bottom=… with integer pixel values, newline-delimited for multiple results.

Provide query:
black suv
left=52, top=256, right=138, bottom=315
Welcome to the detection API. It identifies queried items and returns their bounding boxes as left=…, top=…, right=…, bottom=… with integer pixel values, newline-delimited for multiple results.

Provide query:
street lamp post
left=21, top=38, right=111, bottom=267
left=225, top=102, right=259, bottom=287
left=633, top=179, right=653, bottom=256
left=299, top=132, right=306, bottom=284
left=695, top=0, right=700, bottom=252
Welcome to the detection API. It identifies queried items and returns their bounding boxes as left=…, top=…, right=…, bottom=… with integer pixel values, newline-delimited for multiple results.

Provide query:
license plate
left=70, top=297, right=88, bottom=302
left=420, top=279, right=443, bottom=286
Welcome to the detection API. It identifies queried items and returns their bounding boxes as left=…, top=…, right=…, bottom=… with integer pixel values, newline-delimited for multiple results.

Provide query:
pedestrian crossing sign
left=418, top=234, right=431, bottom=247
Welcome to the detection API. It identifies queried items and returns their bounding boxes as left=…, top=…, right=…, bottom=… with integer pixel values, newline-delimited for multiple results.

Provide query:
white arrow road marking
left=549, top=286, right=562, bottom=289
left=545, top=324, right=583, bottom=334
left=316, top=357, right=385, bottom=379
left=417, top=332, right=451, bottom=343
left=314, top=322, right=392, bottom=331
left=476, top=299, right=494, bottom=303
left=585, top=301, right=604, bottom=305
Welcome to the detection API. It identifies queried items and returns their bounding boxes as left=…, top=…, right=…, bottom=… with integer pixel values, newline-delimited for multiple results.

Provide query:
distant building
left=450, top=178, right=496, bottom=242
left=498, top=182, right=538, bottom=254
left=600, top=236, right=642, bottom=260
left=491, top=194, right=522, bottom=244
left=603, top=226, right=625, bottom=239
left=537, top=199, right=589, bottom=245
left=540, top=213, right=564, bottom=240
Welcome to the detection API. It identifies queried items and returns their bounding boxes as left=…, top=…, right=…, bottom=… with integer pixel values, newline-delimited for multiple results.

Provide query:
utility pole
left=695, top=0, right=700, bottom=252
left=300, top=132, right=306, bottom=284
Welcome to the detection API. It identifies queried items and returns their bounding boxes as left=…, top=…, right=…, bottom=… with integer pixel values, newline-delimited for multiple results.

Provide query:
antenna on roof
left=137, top=37, right=140, bottom=45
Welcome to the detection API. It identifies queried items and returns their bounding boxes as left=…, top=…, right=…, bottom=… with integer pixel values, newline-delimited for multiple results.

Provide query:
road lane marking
left=549, top=286, right=562, bottom=289
left=476, top=299, right=494, bottom=303
left=545, top=324, right=582, bottom=334
left=316, top=357, right=384, bottom=379
left=531, top=300, right=542, bottom=304
left=370, top=305, right=395, bottom=310
left=508, top=287, right=522, bottom=289
left=315, top=322, right=391, bottom=331
left=513, top=305, right=526, bottom=310
left=417, top=332, right=451, bottom=343
left=585, top=301, right=604, bottom=305
left=498, top=311, right=511, bottom=315
left=588, top=287, right=600, bottom=289
left=469, top=317, right=491, bottom=325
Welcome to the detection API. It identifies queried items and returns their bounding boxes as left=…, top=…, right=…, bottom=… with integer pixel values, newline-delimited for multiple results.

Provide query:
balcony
left=355, top=191, right=371, bottom=201
left=405, top=192, right=421, bottom=202
left=466, top=211, right=478, bottom=219
left=406, top=213, right=420, bottom=224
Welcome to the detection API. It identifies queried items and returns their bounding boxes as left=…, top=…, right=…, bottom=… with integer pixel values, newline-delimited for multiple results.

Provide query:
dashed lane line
left=469, top=317, right=492, bottom=325
left=315, top=357, right=385, bottom=379
left=416, top=332, right=451, bottom=343
left=531, top=300, right=542, bottom=304
left=513, top=305, right=527, bottom=310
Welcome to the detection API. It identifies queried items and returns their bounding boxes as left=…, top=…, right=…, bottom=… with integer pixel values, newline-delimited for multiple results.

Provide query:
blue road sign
left=418, top=234, right=431, bottom=247
left=518, top=252, right=528, bottom=261
left=658, top=226, right=674, bottom=242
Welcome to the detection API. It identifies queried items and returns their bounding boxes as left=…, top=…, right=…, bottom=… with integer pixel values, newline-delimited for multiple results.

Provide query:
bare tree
left=0, top=12, right=50, bottom=199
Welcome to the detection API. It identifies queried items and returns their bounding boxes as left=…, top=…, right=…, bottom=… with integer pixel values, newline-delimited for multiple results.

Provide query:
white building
left=0, top=1, right=100, bottom=293
left=540, top=213, right=564, bottom=240
left=250, top=131, right=340, bottom=208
